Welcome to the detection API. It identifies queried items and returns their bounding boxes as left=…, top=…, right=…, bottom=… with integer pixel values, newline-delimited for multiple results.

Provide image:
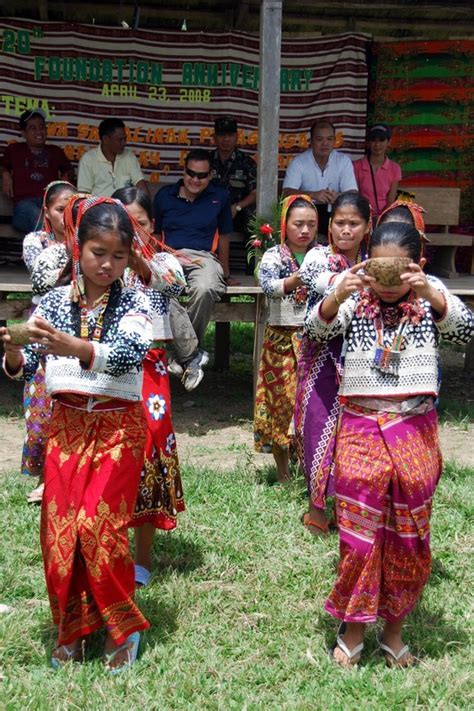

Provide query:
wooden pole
left=257, top=0, right=282, bottom=217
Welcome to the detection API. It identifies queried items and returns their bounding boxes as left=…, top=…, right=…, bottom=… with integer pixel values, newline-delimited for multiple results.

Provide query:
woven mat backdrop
left=368, top=40, right=474, bottom=222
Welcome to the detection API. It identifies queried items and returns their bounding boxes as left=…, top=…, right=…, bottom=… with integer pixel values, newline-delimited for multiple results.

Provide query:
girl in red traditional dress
left=254, top=195, right=318, bottom=483
left=112, top=187, right=185, bottom=588
left=2, top=197, right=155, bottom=673
left=305, top=221, right=473, bottom=667
left=22, top=180, right=77, bottom=503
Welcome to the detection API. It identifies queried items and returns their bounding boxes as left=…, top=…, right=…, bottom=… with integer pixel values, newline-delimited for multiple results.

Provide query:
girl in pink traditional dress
left=112, top=187, right=186, bottom=588
left=305, top=221, right=473, bottom=668
left=21, top=180, right=77, bottom=503
left=295, top=191, right=371, bottom=534
left=254, top=195, right=318, bottom=483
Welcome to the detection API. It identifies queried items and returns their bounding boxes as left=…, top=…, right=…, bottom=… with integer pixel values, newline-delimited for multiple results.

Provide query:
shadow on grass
left=152, top=533, right=204, bottom=580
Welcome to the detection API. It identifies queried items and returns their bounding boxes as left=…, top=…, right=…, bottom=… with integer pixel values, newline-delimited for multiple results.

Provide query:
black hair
left=99, top=118, right=126, bottom=140
left=112, top=186, right=152, bottom=221
left=369, top=221, right=422, bottom=262
left=285, top=197, right=317, bottom=220
left=310, top=119, right=336, bottom=139
left=78, top=201, right=134, bottom=249
left=378, top=205, right=414, bottom=227
left=44, top=181, right=77, bottom=208
left=185, top=148, right=211, bottom=168
left=332, top=190, right=371, bottom=224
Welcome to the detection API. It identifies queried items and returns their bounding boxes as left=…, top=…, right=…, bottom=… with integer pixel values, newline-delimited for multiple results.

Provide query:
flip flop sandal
left=104, top=631, right=141, bottom=675
left=329, top=624, right=363, bottom=667
left=378, top=633, right=415, bottom=668
left=51, top=641, right=84, bottom=669
left=134, top=564, right=151, bottom=587
left=301, top=512, right=329, bottom=536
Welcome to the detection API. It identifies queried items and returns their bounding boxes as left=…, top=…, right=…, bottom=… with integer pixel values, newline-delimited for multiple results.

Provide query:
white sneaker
left=181, top=351, right=204, bottom=391
left=168, top=359, right=184, bottom=378
left=198, top=349, right=210, bottom=367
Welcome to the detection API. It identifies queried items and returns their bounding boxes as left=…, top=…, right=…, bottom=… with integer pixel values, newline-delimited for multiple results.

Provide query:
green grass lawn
left=0, top=457, right=473, bottom=710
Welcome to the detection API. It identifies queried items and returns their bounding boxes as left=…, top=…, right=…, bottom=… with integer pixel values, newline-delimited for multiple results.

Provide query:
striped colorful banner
left=0, top=19, right=369, bottom=186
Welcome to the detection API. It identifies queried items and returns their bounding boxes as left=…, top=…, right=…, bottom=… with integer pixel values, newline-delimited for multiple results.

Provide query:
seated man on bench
left=153, top=148, right=233, bottom=391
left=0, top=109, right=73, bottom=234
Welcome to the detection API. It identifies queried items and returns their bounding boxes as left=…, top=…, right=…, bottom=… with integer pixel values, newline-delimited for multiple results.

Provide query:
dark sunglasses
left=185, top=167, right=210, bottom=180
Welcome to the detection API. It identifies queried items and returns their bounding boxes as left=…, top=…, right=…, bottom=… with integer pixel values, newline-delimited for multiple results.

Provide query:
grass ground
left=0, top=326, right=472, bottom=710
left=0, top=460, right=473, bottom=710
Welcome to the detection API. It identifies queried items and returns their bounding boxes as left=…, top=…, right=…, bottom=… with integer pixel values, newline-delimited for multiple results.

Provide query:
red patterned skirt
left=325, top=401, right=442, bottom=624
left=254, top=325, right=301, bottom=453
left=130, top=347, right=185, bottom=529
left=40, top=396, right=150, bottom=646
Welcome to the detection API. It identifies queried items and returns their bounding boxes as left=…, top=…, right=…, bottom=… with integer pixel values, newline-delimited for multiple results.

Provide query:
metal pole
left=257, top=0, right=282, bottom=218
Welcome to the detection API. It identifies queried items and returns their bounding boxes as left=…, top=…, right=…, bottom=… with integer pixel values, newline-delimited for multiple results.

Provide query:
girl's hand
left=29, top=317, right=93, bottom=363
left=400, top=263, right=446, bottom=315
left=336, top=261, right=375, bottom=301
left=284, top=272, right=303, bottom=293
left=400, top=263, right=432, bottom=299
left=0, top=327, right=24, bottom=375
left=128, top=248, right=152, bottom=284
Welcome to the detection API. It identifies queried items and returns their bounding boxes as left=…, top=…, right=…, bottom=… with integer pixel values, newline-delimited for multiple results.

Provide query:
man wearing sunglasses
left=1, top=109, right=73, bottom=233
left=152, top=148, right=233, bottom=391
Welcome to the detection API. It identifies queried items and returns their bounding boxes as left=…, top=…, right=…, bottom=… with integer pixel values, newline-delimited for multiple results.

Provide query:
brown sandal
left=301, top=512, right=329, bottom=536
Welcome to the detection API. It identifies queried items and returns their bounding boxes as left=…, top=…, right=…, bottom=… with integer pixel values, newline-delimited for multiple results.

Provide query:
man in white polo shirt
left=78, top=117, right=149, bottom=197
left=282, top=119, right=357, bottom=238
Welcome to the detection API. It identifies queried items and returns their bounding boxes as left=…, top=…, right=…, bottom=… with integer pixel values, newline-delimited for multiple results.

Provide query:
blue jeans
left=12, top=197, right=43, bottom=233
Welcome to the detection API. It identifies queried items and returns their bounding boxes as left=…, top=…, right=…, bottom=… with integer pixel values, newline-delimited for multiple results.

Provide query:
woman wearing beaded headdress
left=305, top=220, right=473, bottom=667
left=295, top=191, right=371, bottom=535
left=2, top=196, right=155, bottom=673
left=254, top=194, right=318, bottom=483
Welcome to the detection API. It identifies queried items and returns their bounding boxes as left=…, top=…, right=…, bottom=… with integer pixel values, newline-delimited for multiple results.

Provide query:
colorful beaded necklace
left=79, top=287, right=111, bottom=341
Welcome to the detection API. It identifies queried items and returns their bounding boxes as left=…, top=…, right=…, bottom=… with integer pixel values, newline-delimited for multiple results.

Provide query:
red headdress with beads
left=63, top=195, right=161, bottom=302
left=376, top=200, right=426, bottom=235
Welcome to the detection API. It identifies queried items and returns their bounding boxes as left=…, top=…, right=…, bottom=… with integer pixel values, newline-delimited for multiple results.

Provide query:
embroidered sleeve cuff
left=85, top=342, right=109, bottom=372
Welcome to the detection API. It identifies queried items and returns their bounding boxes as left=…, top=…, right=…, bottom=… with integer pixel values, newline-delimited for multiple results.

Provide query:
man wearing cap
left=353, top=123, right=402, bottom=218
left=77, top=117, right=148, bottom=198
left=282, top=119, right=357, bottom=238
left=153, top=148, right=233, bottom=390
left=0, top=109, right=73, bottom=233
left=210, top=116, right=257, bottom=284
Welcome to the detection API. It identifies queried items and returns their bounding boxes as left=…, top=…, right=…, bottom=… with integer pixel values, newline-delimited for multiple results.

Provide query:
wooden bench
left=402, top=186, right=473, bottom=279
left=0, top=267, right=267, bottom=387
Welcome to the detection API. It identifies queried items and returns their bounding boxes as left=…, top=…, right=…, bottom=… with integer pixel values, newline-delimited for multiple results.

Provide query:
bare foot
left=273, top=447, right=291, bottom=483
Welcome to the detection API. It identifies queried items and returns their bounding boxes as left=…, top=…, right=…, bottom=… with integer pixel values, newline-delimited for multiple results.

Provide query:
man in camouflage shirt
left=210, top=117, right=257, bottom=284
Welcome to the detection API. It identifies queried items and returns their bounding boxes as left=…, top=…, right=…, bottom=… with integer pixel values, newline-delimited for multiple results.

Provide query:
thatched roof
left=1, top=0, right=473, bottom=39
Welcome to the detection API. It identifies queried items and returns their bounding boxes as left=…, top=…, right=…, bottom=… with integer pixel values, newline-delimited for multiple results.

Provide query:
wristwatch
left=235, top=204, right=242, bottom=212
